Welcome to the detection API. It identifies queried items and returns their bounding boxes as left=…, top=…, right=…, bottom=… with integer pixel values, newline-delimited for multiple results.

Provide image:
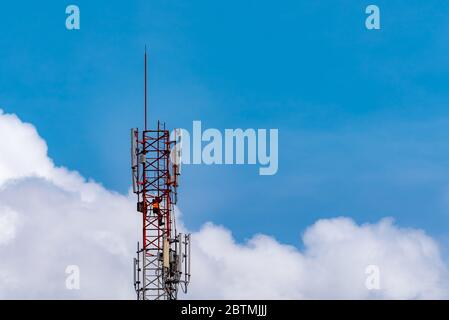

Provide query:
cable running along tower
left=131, top=50, right=191, bottom=300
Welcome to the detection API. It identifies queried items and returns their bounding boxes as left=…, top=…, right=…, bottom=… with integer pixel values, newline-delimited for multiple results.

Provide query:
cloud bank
left=0, top=109, right=448, bottom=299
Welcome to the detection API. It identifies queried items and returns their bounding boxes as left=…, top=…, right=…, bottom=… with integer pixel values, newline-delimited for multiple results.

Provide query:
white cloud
left=0, top=109, right=448, bottom=299
left=0, top=206, right=19, bottom=246
left=0, top=109, right=139, bottom=299
left=0, top=110, right=53, bottom=184
left=188, top=218, right=449, bottom=299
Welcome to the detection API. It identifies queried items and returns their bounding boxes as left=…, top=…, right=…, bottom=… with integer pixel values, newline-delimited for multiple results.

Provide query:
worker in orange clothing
left=152, top=197, right=161, bottom=215
left=152, top=197, right=164, bottom=225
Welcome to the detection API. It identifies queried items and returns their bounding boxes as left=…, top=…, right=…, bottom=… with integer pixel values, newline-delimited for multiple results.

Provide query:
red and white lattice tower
left=131, top=50, right=190, bottom=300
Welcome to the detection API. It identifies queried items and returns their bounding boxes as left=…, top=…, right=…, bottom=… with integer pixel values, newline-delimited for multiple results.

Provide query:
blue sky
left=1, top=0, right=449, bottom=248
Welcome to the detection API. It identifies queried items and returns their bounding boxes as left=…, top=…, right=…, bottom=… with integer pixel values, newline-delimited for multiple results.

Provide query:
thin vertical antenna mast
left=144, top=47, right=148, bottom=131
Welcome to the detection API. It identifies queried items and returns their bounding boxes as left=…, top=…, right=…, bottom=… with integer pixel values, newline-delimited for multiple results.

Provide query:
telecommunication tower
left=131, top=50, right=191, bottom=300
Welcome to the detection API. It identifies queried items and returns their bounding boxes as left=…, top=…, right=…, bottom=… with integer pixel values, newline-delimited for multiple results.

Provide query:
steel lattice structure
left=131, top=51, right=190, bottom=300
